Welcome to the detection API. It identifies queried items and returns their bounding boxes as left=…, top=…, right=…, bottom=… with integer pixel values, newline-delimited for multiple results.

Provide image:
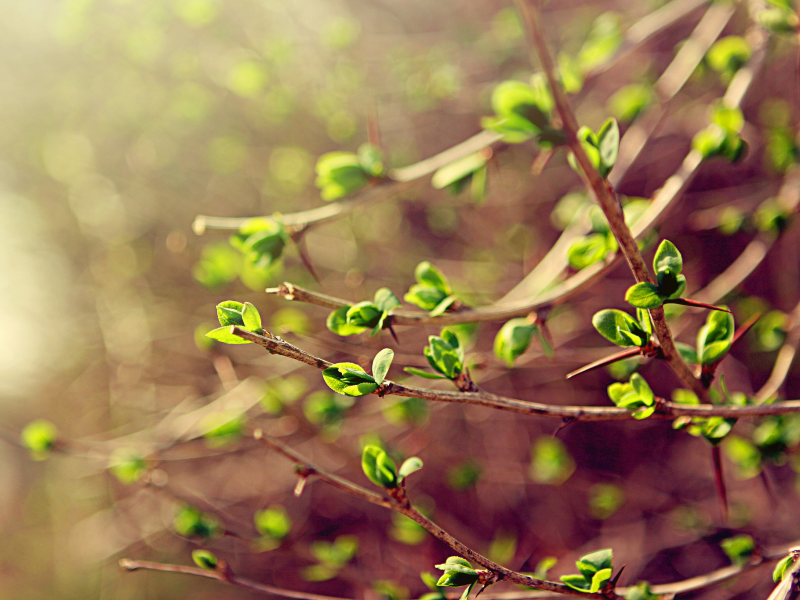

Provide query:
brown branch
left=119, top=558, right=352, bottom=600
left=251, top=431, right=618, bottom=599
left=231, top=327, right=800, bottom=420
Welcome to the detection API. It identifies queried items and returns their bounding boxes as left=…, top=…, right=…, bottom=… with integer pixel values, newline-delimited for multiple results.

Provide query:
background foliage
left=1, top=0, right=799, bottom=599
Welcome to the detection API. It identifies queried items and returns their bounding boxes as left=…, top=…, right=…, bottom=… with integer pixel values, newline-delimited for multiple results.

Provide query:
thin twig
left=231, top=327, right=800, bottom=420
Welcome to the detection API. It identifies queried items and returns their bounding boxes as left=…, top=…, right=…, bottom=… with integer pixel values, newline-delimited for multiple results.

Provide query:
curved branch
left=231, top=327, right=800, bottom=420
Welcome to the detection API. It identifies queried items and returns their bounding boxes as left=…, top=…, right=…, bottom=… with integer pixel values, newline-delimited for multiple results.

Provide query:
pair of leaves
left=561, top=549, right=614, bottom=593
left=692, top=104, right=748, bottom=163
left=493, top=317, right=552, bottom=367
left=315, top=143, right=385, bottom=201
left=568, top=118, right=619, bottom=179
left=625, top=240, right=686, bottom=309
left=254, top=505, right=291, bottom=545
left=322, top=348, right=395, bottom=397
left=405, top=329, right=464, bottom=380
left=432, top=151, right=490, bottom=203
left=672, top=389, right=738, bottom=446
left=481, top=76, right=564, bottom=146
left=404, top=262, right=458, bottom=316
left=229, top=217, right=288, bottom=271
left=174, top=505, right=223, bottom=539
left=206, top=301, right=264, bottom=344
left=607, top=373, right=656, bottom=419
left=327, top=288, right=401, bottom=336
left=303, top=535, right=359, bottom=582
left=435, top=557, right=479, bottom=600
left=697, top=310, right=735, bottom=366
left=361, top=445, right=423, bottom=489
left=592, top=308, right=652, bottom=348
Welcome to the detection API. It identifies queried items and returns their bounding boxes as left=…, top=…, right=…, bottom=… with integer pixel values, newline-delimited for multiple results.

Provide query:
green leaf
left=405, top=285, right=447, bottom=311
left=653, top=240, right=683, bottom=277
left=530, top=437, right=575, bottom=485
left=326, top=305, right=368, bottom=336
left=174, top=505, right=223, bottom=539
left=399, top=457, right=423, bottom=479
left=21, top=419, right=58, bottom=459
left=415, top=262, right=452, bottom=295
left=241, top=302, right=263, bottom=332
left=435, top=557, right=479, bottom=587
left=109, top=448, right=148, bottom=484
left=374, top=288, right=401, bottom=312
left=254, top=505, right=291, bottom=541
left=630, top=373, right=655, bottom=406
left=577, top=12, right=622, bottom=72
left=315, top=152, right=370, bottom=201
left=372, top=348, right=394, bottom=385
left=597, top=117, right=619, bottom=176
left=357, top=143, right=385, bottom=177
left=607, top=83, right=652, bottom=123
left=773, top=554, right=797, bottom=582
left=676, top=342, right=698, bottom=364
left=759, top=7, right=800, bottom=35
left=322, top=363, right=378, bottom=397
left=592, top=309, right=648, bottom=347
left=206, top=326, right=252, bottom=344
left=697, top=310, right=735, bottom=365
left=216, top=300, right=245, bottom=327
left=561, top=574, right=592, bottom=592
left=692, top=124, right=728, bottom=158
left=494, top=318, right=536, bottom=367
left=625, top=282, right=665, bottom=309
left=404, top=366, right=449, bottom=380
left=346, top=302, right=382, bottom=328
left=432, top=152, right=489, bottom=190
left=429, top=295, right=458, bottom=317
left=191, top=550, right=219, bottom=570
left=568, top=234, right=615, bottom=269
left=576, top=549, right=614, bottom=579
left=707, top=36, right=751, bottom=76
left=721, top=535, right=755, bottom=566
left=361, top=445, right=398, bottom=488
left=589, top=568, right=613, bottom=593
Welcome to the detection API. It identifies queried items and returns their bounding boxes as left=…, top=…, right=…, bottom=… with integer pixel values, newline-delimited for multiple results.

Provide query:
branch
left=231, top=327, right=800, bottom=420
left=252, top=431, right=618, bottom=599
left=120, top=558, right=352, bottom=600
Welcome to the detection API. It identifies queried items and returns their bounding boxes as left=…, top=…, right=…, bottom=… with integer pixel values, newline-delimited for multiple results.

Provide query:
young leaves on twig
left=361, top=445, right=422, bottom=489
left=692, top=104, right=748, bottom=163
left=206, top=301, right=265, bottom=344
left=592, top=308, right=652, bottom=348
left=404, top=262, right=459, bottom=316
left=315, top=143, right=385, bottom=201
left=405, top=329, right=464, bottom=381
left=568, top=117, right=619, bottom=179
left=494, top=317, right=552, bottom=367
left=322, top=349, right=395, bottom=397
left=607, top=374, right=656, bottom=419
left=435, top=557, right=480, bottom=600
left=560, top=549, right=614, bottom=593
left=327, top=288, right=401, bottom=337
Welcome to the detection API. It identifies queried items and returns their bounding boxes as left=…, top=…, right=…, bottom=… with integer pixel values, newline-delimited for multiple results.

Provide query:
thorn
left=292, top=233, right=321, bottom=285
left=610, top=565, right=626, bottom=589
left=531, top=148, right=554, bottom=176
left=553, top=417, right=575, bottom=437
left=566, top=347, right=642, bottom=379
left=666, top=298, right=731, bottom=313
left=731, top=312, right=762, bottom=347
left=387, top=321, right=400, bottom=344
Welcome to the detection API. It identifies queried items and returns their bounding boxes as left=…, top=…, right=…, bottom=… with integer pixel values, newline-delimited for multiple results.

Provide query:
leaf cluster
left=315, top=143, right=385, bottom=201
left=692, top=104, right=748, bottom=163
left=493, top=317, right=551, bottom=367
left=322, top=349, right=395, bottom=397
left=607, top=373, right=656, bottom=419
left=361, top=444, right=422, bottom=489
left=568, top=118, right=619, bottom=179
left=404, top=262, right=458, bottom=316
left=625, top=240, right=686, bottom=309
left=434, top=557, right=480, bottom=600
left=405, top=329, right=464, bottom=380
left=206, top=301, right=264, bottom=344
left=481, top=76, right=564, bottom=146
left=560, top=549, right=614, bottom=593
left=327, top=288, right=401, bottom=336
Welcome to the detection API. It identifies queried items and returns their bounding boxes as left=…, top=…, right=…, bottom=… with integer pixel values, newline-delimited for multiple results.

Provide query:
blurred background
left=1, top=0, right=799, bottom=599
